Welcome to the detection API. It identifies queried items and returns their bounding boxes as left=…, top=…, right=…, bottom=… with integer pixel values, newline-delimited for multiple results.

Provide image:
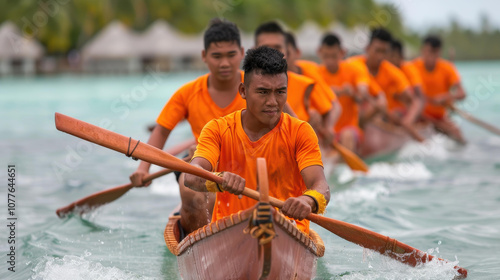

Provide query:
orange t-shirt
left=296, top=60, right=337, bottom=102
left=346, top=58, right=381, bottom=97
left=318, top=61, right=369, bottom=132
left=400, top=61, right=422, bottom=88
left=287, top=71, right=332, bottom=121
left=411, top=58, right=461, bottom=118
left=156, top=72, right=246, bottom=140
left=193, top=109, right=324, bottom=233
left=349, top=55, right=410, bottom=111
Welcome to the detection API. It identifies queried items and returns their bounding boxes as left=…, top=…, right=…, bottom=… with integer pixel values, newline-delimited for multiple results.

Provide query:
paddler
left=284, top=31, right=342, bottom=138
left=254, top=22, right=337, bottom=144
left=348, top=28, right=421, bottom=128
left=316, top=33, right=371, bottom=154
left=388, top=39, right=425, bottom=123
left=129, top=19, right=247, bottom=234
left=184, top=46, right=331, bottom=234
left=410, top=35, right=467, bottom=144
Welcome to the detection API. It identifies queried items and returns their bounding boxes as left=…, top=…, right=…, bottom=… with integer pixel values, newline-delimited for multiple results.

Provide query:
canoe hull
left=165, top=207, right=324, bottom=280
left=360, top=120, right=432, bottom=159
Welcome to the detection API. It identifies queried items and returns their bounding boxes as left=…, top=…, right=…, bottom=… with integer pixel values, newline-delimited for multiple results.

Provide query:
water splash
left=31, top=254, right=154, bottom=280
left=365, top=162, right=432, bottom=181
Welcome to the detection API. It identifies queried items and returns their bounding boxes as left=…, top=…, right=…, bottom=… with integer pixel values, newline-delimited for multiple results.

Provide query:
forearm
left=183, top=158, right=214, bottom=192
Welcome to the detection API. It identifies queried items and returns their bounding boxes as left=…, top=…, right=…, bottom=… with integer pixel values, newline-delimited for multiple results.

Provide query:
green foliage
left=1, top=0, right=499, bottom=60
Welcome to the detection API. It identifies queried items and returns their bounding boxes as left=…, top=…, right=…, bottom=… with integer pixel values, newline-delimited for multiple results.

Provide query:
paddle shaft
left=54, top=113, right=466, bottom=278
left=450, top=104, right=500, bottom=136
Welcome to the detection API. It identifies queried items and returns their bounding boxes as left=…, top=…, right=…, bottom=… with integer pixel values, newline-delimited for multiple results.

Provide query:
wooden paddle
left=331, top=141, right=369, bottom=172
left=449, top=104, right=500, bottom=136
left=55, top=135, right=195, bottom=218
left=54, top=113, right=467, bottom=278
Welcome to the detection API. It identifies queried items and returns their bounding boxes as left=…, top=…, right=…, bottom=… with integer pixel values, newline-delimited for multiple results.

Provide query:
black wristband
left=303, top=195, right=319, bottom=214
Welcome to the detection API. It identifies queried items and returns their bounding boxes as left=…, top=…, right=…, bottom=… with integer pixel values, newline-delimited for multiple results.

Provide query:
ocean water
left=1, top=61, right=500, bottom=279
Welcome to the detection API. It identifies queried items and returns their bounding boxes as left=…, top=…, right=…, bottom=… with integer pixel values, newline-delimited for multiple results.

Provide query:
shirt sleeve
left=156, top=88, right=188, bottom=131
left=392, top=67, right=411, bottom=93
left=446, top=62, right=461, bottom=86
left=192, top=119, right=221, bottom=171
left=309, top=83, right=333, bottom=115
left=295, top=122, right=323, bottom=171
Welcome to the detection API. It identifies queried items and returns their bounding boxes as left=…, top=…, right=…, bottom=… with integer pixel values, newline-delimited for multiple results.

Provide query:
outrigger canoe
left=164, top=159, right=325, bottom=280
left=164, top=207, right=325, bottom=279
left=360, top=119, right=433, bottom=160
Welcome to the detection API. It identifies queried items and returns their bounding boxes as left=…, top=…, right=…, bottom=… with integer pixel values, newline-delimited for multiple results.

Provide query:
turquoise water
left=1, top=61, right=500, bottom=279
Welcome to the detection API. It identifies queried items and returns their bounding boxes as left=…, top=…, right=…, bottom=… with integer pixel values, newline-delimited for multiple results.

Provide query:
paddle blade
left=331, top=141, right=369, bottom=172
left=56, top=184, right=134, bottom=218
left=307, top=214, right=468, bottom=278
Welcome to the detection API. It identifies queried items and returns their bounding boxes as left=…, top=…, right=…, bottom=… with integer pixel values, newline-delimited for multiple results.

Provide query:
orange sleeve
left=309, top=83, right=333, bottom=115
left=295, top=122, right=323, bottom=171
left=390, top=66, right=411, bottom=93
left=348, top=62, right=370, bottom=86
left=192, top=119, right=222, bottom=171
left=445, top=62, right=461, bottom=86
left=405, top=63, right=422, bottom=87
left=368, top=78, right=382, bottom=96
left=156, top=88, right=188, bottom=131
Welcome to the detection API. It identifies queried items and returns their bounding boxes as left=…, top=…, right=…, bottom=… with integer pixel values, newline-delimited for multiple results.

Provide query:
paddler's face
left=318, top=44, right=344, bottom=73
left=388, top=49, right=402, bottom=67
left=366, top=39, right=390, bottom=68
left=239, top=72, right=287, bottom=126
left=202, top=41, right=244, bottom=81
left=421, top=44, right=440, bottom=68
left=255, top=33, right=287, bottom=58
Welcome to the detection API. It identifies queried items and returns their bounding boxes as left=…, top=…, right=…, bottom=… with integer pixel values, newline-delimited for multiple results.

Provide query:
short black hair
left=243, top=46, right=287, bottom=86
left=254, top=21, right=285, bottom=44
left=369, top=27, right=392, bottom=44
left=285, top=32, right=298, bottom=50
left=391, top=39, right=403, bottom=56
left=321, top=33, right=341, bottom=47
left=204, top=18, right=241, bottom=50
left=423, top=35, right=442, bottom=49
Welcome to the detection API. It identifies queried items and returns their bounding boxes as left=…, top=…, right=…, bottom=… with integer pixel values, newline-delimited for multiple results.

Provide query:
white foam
left=32, top=254, right=153, bottom=280
left=338, top=249, right=464, bottom=280
left=333, top=183, right=389, bottom=206
left=397, top=134, right=451, bottom=161
left=365, top=162, right=432, bottom=181
left=149, top=173, right=180, bottom=196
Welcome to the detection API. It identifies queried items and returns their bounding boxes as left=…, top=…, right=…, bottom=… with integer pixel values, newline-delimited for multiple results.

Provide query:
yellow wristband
left=205, top=172, right=224, bottom=192
left=303, top=190, right=327, bottom=214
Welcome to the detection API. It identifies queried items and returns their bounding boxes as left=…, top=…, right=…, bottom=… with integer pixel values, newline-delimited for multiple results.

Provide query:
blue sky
left=375, top=0, right=500, bottom=30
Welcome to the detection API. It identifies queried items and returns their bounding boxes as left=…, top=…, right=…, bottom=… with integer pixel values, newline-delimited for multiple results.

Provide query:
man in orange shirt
left=388, top=39, right=424, bottom=123
left=284, top=32, right=342, bottom=131
left=316, top=33, right=371, bottom=153
left=184, top=46, right=331, bottom=234
left=348, top=28, right=420, bottom=127
left=254, top=22, right=336, bottom=143
left=411, top=36, right=467, bottom=144
left=129, top=19, right=246, bottom=234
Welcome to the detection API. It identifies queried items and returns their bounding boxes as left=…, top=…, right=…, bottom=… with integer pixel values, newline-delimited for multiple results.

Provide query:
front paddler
left=254, top=22, right=337, bottom=143
left=129, top=19, right=246, bottom=234
left=410, top=35, right=467, bottom=144
left=184, top=47, right=331, bottom=234
left=316, top=33, right=371, bottom=154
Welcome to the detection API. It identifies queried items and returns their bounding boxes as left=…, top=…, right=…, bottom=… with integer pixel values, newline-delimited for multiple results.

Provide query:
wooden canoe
left=360, top=119, right=433, bottom=160
left=164, top=206, right=325, bottom=279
